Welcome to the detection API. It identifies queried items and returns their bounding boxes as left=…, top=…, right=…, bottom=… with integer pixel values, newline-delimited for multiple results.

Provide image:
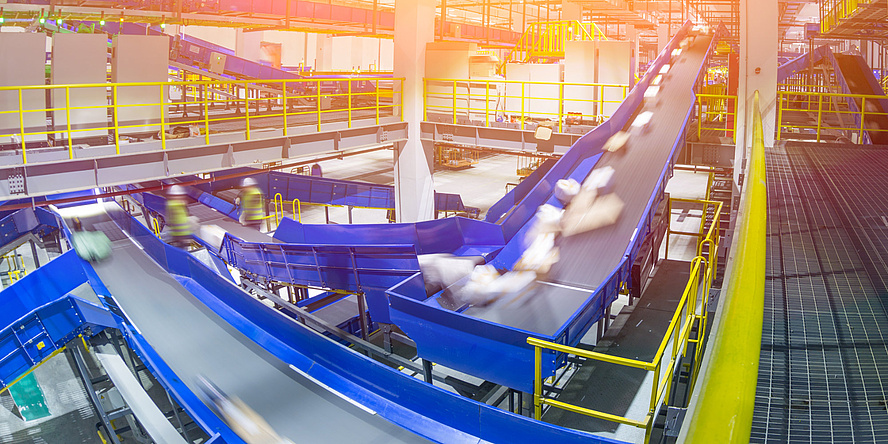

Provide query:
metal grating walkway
left=752, top=142, right=888, bottom=443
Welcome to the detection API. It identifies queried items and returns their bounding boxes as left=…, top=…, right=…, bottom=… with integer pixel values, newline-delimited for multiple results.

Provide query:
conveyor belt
left=752, top=142, right=888, bottom=443
left=552, top=35, right=711, bottom=291
left=458, top=34, right=713, bottom=334
left=833, top=54, right=888, bottom=145
left=67, top=203, right=426, bottom=443
left=185, top=200, right=276, bottom=244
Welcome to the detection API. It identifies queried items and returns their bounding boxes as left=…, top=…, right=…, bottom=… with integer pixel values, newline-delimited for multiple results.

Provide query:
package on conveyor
left=603, top=131, right=630, bottom=154
left=461, top=265, right=538, bottom=308
left=195, top=376, right=295, bottom=444
left=199, top=224, right=228, bottom=252
left=560, top=166, right=624, bottom=237
left=70, top=217, right=112, bottom=262
left=643, top=85, right=661, bottom=106
left=554, top=178, right=581, bottom=205
left=418, top=253, right=483, bottom=296
left=631, top=111, right=654, bottom=134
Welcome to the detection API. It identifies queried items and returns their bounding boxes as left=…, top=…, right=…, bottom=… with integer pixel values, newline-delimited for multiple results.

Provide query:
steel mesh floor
left=752, top=142, right=888, bottom=443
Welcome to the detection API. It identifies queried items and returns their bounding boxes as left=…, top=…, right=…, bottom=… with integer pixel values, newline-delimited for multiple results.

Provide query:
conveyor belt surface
left=185, top=200, right=276, bottom=243
left=458, top=35, right=712, bottom=334
left=752, top=142, right=888, bottom=443
left=551, top=35, right=711, bottom=292
left=70, top=203, right=426, bottom=443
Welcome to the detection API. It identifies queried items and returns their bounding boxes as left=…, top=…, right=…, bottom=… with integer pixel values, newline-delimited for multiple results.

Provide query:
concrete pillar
left=562, top=1, right=582, bottom=21
left=627, top=24, right=639, bottom=85
left=316, top=34, right=334, bottom=71
left=734, top=0, right=777, bottom=186
left=393, top=0, right=436, bottom=222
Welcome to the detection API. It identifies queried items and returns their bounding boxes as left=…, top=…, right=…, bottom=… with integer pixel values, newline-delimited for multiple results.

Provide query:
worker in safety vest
left=166, top=185, right=192, bottom=248
left=236, top=178, right=265, bottom=230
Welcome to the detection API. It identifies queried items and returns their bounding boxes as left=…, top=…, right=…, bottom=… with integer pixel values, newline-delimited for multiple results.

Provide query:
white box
left=0, top=33, right=48, bottom=145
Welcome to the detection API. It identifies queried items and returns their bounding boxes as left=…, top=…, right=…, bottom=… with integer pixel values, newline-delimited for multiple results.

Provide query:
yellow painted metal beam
left=680, top=91, right=767, bottom=444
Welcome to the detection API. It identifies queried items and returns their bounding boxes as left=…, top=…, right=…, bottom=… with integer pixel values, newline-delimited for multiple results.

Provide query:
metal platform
left=542, top=259, right=692, bottom=443
left=752, top=141, right=888, bottom=443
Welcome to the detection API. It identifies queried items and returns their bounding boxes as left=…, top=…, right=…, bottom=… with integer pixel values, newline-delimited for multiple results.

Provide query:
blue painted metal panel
left=0, top=251, right=117, bottom=389
left=777, top=45, right=830, bottom=82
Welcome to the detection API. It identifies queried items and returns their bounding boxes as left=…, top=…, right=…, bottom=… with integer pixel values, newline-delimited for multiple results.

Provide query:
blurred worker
left=236, top=178, right=265, bottom=230
left=166, top=185, right=192, bottom=248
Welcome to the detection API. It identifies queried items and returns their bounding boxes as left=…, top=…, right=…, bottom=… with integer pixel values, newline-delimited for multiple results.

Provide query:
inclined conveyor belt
left=753, top=142, right=888, bottom=442
left=832, top=54, right=888, bottom=145
left=459, top=34, right=713, bottom=333
left=65, top=203, right=426, bottom=443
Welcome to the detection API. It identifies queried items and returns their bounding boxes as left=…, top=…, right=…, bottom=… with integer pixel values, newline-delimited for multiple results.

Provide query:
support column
left=627, top=24, right=639, bottom=85
left=393, top=0, right=436, bottom=222
left=235, top=29, right=263, bottom=62
left=657, top=24, right=670, bottom=53
left=734, top=0, right=777, bottom=187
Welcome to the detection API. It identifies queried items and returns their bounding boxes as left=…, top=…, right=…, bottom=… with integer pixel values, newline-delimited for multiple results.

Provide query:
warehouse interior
left=0, top=0, right=886, bottom=443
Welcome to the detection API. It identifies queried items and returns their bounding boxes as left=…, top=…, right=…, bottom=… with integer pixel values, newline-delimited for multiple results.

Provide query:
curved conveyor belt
left=65, top=202, right=426, bottom=443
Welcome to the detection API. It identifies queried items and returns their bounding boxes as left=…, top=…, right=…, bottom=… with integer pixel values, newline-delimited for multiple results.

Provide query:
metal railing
left=528, top=197, right=723, bottom=443
left=506, top=20, right=607, bottom=64
left=776, top=89, right=888, bottom=142
left=696, top=93, right=737, bottom=142
left=0, top=76, right=404, bottom=164
left=424, top=78, right=629, bottom=132
left=679, top=91, right=767, bottom=443
left=820, top=0, right=873, bottom=34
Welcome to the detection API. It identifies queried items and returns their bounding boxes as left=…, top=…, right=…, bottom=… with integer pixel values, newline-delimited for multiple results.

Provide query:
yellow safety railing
left=820, top=0, right=871, bottom=34
left=424, top=78, right=629, bottom=132
left=696, top=93, right=737, bottom=142
left=776, top=89, right=888, bottom=142
left=680, top=91, right=767, bottom=443
left=0, top=77, right=404, bottom=164
left=528, top=198, right=723, bottom=443
left=507, top=20, right=607, bottom=64
left=151, top=218, right=162, bottom=238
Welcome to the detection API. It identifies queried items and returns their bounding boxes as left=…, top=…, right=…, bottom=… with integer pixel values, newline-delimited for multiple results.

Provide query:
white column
left=315, top=34, right=333, bottom=71
left=734, top=0, right=777, bottom=186
left=235, top=29, right=263, bottom=62
left=393, top=0, right=436, bottom=222
left=657, top=24, right=670, bottom=53
left=627, top=24, right=639, bottom=85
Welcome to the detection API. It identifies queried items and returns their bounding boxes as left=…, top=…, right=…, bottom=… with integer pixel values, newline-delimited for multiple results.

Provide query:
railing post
left=375, top=79, right=380, bottom=125
left=534, top=345, right=542, bottom=420
left=282, top=80, right=289, bottom=136
left=17, top=89, right=26, bottom=163
left=400, top=78, right=404, bottom=121
left=113, top=85, right=121, bottom=155
left=521, top=83, right=526, bottom=130
left=316, top=80, right=322, bottom=132
left=859, top=96, right=866, bottom=143
left=558, top=83, right=564, bottom=133
left=203, top=83, right=211, bottom=145
left=347, top=80, right=353, bottom=128
left=244, top=83, right=251, bottom=140
left=452, top=80, right=457, bottom=124
left=486, top=81, right=490, bottom=127
left=65, top=87, right=73, bottom=159
left=159, top=84, right=168, bottom=150
left=697, top=96, right=703, bottom=140
left=816, top=94, right=823, bottom=142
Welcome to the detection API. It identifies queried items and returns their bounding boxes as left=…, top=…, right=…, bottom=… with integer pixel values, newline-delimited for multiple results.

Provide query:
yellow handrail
left=776, top=89, right=888, bottom=142
left=293, top=198, right=302, bottom=223
left=696, top=93, right=737, bottom=142
left=680, top=91, right=767, bottom=443
left=529, top=196, right=722, bottom=443
left=0, top=76, right=404, bottom=165
left=151, top=218, right=162, bottom=238
left=425, top=78, right=629, bottom=130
